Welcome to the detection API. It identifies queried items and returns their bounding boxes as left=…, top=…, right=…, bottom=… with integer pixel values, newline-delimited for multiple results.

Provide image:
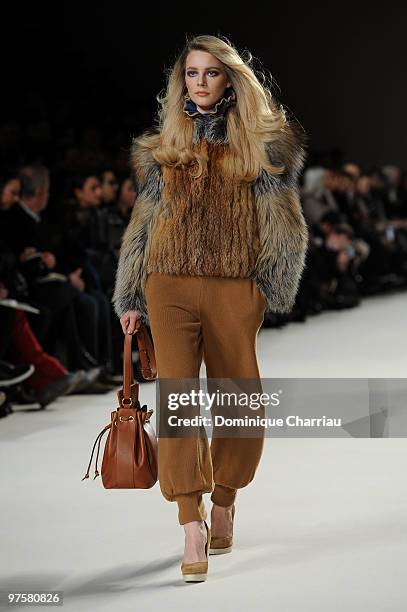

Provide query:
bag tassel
left=81, top=423, right=112, bottom=481
left=93, top=423, right=112, bottom=479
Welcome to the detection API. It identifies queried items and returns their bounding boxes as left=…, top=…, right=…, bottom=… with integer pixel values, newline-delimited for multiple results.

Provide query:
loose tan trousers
left=145, top=273, right=267, bottom=525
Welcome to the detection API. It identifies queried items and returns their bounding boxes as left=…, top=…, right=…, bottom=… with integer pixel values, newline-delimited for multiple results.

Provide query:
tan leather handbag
left=81, top=320, right=158, bottom=488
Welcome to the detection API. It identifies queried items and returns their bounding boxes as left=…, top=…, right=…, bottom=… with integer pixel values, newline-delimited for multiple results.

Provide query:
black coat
left=1, top=202, right=55, bottom=256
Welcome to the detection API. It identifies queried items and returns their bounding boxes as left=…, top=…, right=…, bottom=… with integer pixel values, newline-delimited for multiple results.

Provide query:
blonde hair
left=137, top=34, right=287, bottom=182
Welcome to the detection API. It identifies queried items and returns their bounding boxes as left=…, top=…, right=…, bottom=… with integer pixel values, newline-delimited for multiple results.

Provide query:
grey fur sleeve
left=251, top=120, right=309, bottom=313
left=111, top=136, right=163, bottom=325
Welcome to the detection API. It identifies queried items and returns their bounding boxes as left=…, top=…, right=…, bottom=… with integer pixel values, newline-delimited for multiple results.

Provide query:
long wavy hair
left=136, top=34, right=288, bottom=182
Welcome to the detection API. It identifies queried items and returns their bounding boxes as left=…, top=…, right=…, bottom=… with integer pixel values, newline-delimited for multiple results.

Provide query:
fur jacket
left=112, top=92, right=309, bottom=326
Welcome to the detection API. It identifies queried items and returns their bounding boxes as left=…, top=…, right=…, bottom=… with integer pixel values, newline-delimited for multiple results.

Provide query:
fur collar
left=183, top=87, right=236, bottom=146
left=130, top=107, right=307, bottom=193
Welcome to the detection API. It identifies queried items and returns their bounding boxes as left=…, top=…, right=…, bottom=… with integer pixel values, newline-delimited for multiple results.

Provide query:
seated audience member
left=302, top=167, right=340, bottom=225
left=104, top=175, right=135, bottom=284
left=381, top=165, right=406, bottom=220
left=99, top=168, right=119, bottom=208
left=56, top=172, right=121, bottom=379
left=0, top=299, right=99, bottom=407
left=0, top=237, right=103, bottom=403
left=0, top=170, right=21, bottom=210
left=2, top=165, right=116, bottom=388
left=308, top=222, right=363, bottom=309
left=342, top=162, right=361, bottom=180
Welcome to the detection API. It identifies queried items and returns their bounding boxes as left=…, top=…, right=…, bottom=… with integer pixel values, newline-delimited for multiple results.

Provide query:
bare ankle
left=182, top=520, right=208, bottom=564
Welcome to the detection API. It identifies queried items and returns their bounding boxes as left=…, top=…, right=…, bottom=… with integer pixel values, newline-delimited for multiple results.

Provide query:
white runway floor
left=1, top=291, right=406, bottom=611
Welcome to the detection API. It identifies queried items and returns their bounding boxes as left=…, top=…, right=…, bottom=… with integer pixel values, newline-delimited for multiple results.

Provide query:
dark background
left=2, top=2, right=405, bottom=167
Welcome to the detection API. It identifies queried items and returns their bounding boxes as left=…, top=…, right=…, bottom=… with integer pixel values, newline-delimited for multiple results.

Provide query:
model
left=112, top=34, right=309, bottom=582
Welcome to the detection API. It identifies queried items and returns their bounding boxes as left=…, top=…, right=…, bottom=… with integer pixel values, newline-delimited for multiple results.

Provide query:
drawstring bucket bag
left=81, top=321, right=158, bottom=488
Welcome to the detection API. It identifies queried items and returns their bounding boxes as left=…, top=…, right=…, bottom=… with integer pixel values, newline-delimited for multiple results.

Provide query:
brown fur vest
left=112, top=109, right=309, bottom=326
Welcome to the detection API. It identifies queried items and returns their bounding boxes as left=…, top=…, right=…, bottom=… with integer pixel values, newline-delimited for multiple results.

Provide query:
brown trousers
left=145, top=273, right=267, bottom=525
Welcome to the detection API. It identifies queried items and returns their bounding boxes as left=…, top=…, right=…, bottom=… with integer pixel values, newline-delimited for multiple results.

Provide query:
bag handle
left=136, top=324, right=157, bottom=381
left=123, top=331, right=135, bottom=403
left=123, top=320, right=157, bottom=403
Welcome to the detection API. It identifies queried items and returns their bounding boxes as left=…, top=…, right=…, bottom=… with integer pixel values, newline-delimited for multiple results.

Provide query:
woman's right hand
left=120, top=310, right=143, bottom=335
